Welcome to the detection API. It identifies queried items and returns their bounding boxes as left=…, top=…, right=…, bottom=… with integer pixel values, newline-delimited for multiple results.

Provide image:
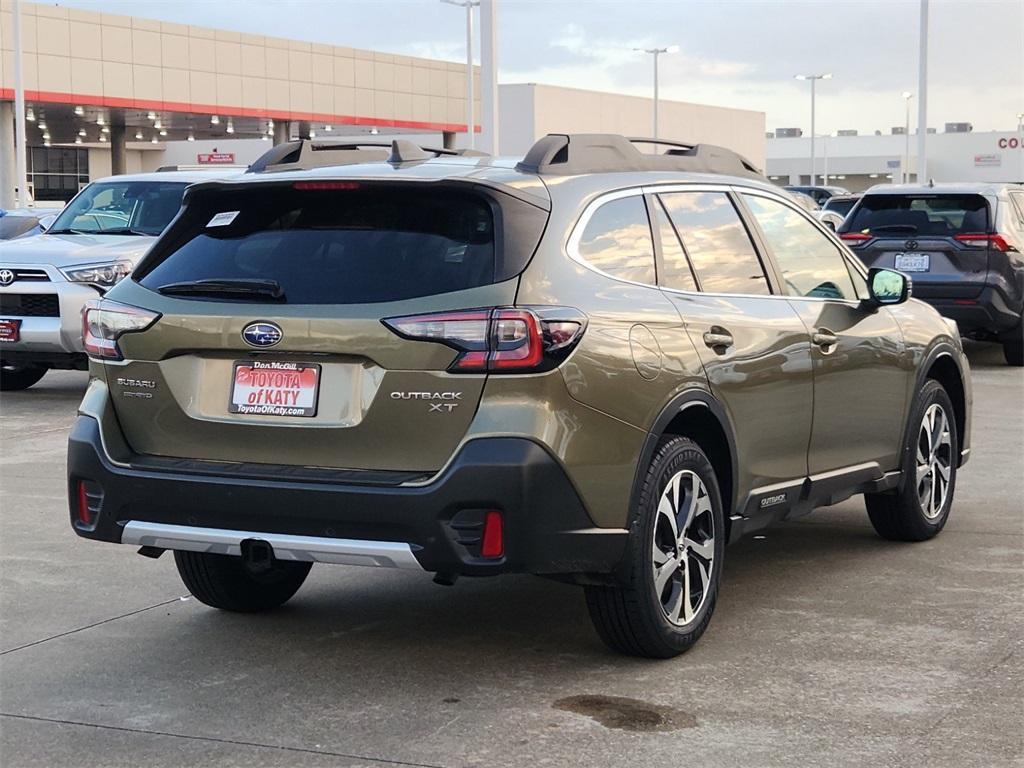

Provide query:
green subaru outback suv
left=68, top=135, right=972, bottom=658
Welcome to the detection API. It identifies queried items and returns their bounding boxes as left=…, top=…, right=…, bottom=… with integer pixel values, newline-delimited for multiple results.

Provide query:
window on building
left=658, top=191, right=770, bottom=295
left=577, top=196, right=656, bottom=285
left=743, top=194, right=859, bottom=300
left=28, top=147, right=89, bottom=203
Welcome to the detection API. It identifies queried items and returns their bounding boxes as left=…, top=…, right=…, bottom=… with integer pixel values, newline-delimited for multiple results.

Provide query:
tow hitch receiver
left=240, top=538, right=275, bottom=573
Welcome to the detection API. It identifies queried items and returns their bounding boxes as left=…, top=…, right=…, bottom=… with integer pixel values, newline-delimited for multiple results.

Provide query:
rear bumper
left=916, top=285, right=1021, bottom=337
left=67, top=416, right=627, bottom=577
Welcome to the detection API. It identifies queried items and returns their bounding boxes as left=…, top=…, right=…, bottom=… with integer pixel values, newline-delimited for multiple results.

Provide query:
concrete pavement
left=1, top=342, right=1021, bottom=767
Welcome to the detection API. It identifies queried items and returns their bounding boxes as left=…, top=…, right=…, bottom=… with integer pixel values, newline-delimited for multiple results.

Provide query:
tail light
left=82, top=299, right=161, bottom=360
left=382, top=307, right=585, bottom=373
left=955, top=233, right=1016, bottom=252
left=840, top=232, right=872, bottom=243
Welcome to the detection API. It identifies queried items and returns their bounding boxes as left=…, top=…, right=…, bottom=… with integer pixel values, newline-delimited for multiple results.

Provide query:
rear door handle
left=703, top=328, right=734, bottom=349
left=812, top=328, right=839, bottom=352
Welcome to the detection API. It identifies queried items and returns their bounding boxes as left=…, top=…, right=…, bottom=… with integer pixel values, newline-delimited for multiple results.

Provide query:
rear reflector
left=383, top=307, right=584, bottom=373
left=480, top=511, right=504, bottom=558
left=840, top=232, right=872, bottom=243
left=953, top=299, right=978, bottom=305
left=75, top=480, right=102, bottom=527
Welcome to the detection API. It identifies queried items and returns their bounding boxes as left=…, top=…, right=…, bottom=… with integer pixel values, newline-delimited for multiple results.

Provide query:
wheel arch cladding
left=924, top=353, right=966, bottom=465
left=633, top=391, right=737, bottom=529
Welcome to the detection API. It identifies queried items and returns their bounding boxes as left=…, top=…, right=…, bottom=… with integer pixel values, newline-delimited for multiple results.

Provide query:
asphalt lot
left=1, top=342, right=1021, bottom=768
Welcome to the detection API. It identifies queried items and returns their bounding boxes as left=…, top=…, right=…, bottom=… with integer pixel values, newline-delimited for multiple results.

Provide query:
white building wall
left=498, top=83, right=766, bottom=168
left=767, top=131, right=1023, bottom=190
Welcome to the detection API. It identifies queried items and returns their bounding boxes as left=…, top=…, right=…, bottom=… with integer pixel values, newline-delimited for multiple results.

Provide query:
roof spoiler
left=247, top=139, right=488, bottom=173
left=515, top=134, right=763, bottom=178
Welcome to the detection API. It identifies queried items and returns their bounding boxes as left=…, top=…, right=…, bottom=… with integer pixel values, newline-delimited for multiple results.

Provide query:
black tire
left=1003, top=332, right=1023, bottom=367
left=584, top=437, right=725, bottom=658
left=174, top=550, right=312, bottom=612
left=865, top=379, right=958, bottom=542
left=1, top=364, right=48, bottom=391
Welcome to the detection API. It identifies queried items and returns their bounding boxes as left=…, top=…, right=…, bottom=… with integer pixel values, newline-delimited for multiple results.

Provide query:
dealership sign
left=197, top=152, right=236, bottom=164
left=997, top=137, right=1021, bottom=149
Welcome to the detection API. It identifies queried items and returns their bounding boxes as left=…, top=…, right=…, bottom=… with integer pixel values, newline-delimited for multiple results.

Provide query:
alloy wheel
left=916, top=403, right=953, bottom=519
left=651, top=469, right=716, bottom=625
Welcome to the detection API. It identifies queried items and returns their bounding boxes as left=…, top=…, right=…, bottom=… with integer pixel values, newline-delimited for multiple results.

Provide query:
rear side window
left=844, top=194, right=990, bottom=236
left=651, top=197, right=697, bottom=292
left=743, top=194, right=858, bottom=301
left=659, top=191, right=770, bottom=295
left=139, top=186, right=504, bottom=304
left=577, top=196, right=656, bottom=285
left=823, top=198, right=857, bottom=217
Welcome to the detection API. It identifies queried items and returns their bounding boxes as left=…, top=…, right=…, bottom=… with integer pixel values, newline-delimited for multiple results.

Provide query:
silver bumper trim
left=120, top=521, right=424, bottom=570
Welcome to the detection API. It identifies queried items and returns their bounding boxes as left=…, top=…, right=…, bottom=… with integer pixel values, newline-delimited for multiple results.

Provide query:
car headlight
left=60, top=261, right=133, bottom=288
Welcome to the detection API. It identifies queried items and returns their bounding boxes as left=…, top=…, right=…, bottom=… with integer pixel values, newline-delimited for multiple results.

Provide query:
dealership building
left=0, top=0, right=765, bottom=207
left=766, top=127, right=1024, bottom=192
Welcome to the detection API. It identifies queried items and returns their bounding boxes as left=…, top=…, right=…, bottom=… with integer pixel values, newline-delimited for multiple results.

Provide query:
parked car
left=785, top=184, right=850, bottom=206
left=0, top=169, right=242, bottom=390
left=68, top=135, right=971, bottom=658
left=0, top=208, right=49, bottom=240
left=822, top=193, right=861, bottom=219
left=839, top=183, right=1024, bottom=366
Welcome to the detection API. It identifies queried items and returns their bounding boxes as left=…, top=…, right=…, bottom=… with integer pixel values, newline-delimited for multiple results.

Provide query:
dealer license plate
left=894, top=253, right=930, bottom=272
left=0, top=319, right=21, bottom=343
left=229, top=360, right=320, bottom=417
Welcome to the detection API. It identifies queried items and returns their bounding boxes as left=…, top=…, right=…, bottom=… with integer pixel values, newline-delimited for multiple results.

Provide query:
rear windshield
left=139, top=185, right=504, bottom=304
left=823, top=198, right=857, bottom=217
left=842, top=194, right=990, bottom=236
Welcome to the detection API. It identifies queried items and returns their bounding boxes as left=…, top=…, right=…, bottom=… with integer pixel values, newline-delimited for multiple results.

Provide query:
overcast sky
left=54, top=0, right=1023, bottom=134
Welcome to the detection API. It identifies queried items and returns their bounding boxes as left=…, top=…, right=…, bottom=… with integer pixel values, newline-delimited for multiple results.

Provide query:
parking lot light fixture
left=226, top=118, right=235, bottom=134
left=635, top=45, right=679, bottom=139
left=134, top=130, right=143, bottom=140
left=74, top=105, right=84, bottom=116
left=25, top=107, right=35, bottom=122
left=442, top=0, right=480, bottom=148
left=210, top=115, right=220, bottom=126
left=794, top=73, right=831, bottom=185
left=902, top=92, right=914, bottom=183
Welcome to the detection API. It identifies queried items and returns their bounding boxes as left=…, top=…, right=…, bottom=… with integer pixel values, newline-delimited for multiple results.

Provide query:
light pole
left=902, top=91, right=914, bottom=183
left=917, top=0, right=929, bottom=182
left=635, top=45, right=678, bottom=139
left=442, top=0, right=479, bottom=149
left=794, top=73, right=831, bottom=186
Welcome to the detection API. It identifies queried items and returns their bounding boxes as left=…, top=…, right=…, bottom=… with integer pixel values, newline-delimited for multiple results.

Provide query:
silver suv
left=0, top=169, right=241, bottom=390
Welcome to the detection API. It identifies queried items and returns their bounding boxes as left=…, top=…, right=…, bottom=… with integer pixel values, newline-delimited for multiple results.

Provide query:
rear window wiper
left=869, top=224, right=918, bottom=233
left=157, top=279, right=286, bottom=301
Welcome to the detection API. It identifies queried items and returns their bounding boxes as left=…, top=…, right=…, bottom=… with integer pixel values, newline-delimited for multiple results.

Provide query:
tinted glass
left=140, top=187, right=496, bottom=304
left=578, top=196, right=655, bottom=285
left=659, top=192, right=769, bottom=295
left=743, top=195, right=858, bottom=300
left=843, top=193, right=990, bottom=236
left=823, top=198, right=857, bottom=217
left=49, top=181, right=187, bottom=235
left=651, top=197, right=697, bottom=291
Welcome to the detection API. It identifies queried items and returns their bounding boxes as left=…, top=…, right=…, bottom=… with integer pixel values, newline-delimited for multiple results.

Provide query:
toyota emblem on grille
left=0, top=269, right=14, bottom=286
left=905, top=240, right=919, bottom=250
left=241, top=322, right=283, bottom=347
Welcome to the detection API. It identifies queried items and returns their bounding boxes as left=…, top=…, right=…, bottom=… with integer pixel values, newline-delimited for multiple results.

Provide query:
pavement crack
left=0, top=713, right=448, bottom=768
left=0, top=597, right=185, bottom=656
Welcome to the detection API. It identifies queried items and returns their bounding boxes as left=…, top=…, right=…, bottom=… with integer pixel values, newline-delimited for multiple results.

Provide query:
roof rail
left=247, top=138, right=488, bottom=173
left=515, top=134, right=763, bottom=179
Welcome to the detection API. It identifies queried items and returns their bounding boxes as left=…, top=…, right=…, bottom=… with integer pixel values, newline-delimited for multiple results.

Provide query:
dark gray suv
left=840, top=183, right=1024, bottom=365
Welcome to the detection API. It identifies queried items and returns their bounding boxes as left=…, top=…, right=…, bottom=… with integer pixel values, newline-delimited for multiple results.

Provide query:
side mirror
left=37, top=213, right=57, bottom=232
left=867, top=267, right=911, bottom=306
